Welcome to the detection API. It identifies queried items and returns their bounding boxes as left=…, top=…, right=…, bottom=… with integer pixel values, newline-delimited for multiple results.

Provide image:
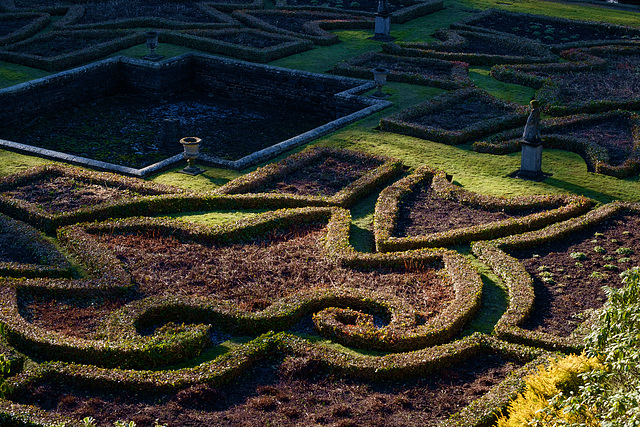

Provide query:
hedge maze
left=0, top=145, right=636, bottom=425
left=0, top=1, right=640, bottom=425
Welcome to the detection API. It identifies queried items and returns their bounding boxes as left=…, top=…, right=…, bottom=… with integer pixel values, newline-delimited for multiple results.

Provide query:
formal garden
left=0, top=0, right=639, bottom=425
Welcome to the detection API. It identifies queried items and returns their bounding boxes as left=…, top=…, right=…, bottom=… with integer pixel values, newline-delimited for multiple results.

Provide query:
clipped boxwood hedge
left=382, top=29, right=558, bottom=66
left=215, top=146, right=404, bottom=208
left=332, top=50, right=472, bottom=89
left=450, top=8, right=640, bottom=51
left=0, top=164, right=187, bottom=234
left=160, top=28, right=313, bottom=63
left=379, top=88, right=528, bottom=145
left=232, top=9, right=372, bottom=46
left=492, top=45, right=640, bottom=117
left=0, top=12, right=49, bottom=46
left=0, top=213, right=72, bottom=279
left=275, top=0, right=443, bottom=24
left=374, top=165, right=593, bottom=252
left=52, top=3, right=237, bottom=30
left=0, top=29, right=145, bottom=71
left=471, top=201, right=640, bottom=353
left=1, top=332, right=550, bottom=427
left=473, top=110, right=640, bottom=179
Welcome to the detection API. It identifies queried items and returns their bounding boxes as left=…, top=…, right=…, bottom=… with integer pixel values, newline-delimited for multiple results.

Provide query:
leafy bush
left=498, top=267, right=640, bottom=426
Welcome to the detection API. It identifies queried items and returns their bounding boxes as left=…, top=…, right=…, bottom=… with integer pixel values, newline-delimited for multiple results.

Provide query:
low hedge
left=374, top=165, right=593, bottom=252
left=389, top=0, right=443, bottom=24
left=450, top=8, right=640, bottom=51
left=0, top=214, right=71, bottom=279
left=471, top=202, right=640, bottom=353
left=0, top=164, right=186, bottom=234
left=275, top=0, right=443, bottom=23
left=379, top=88, right=528, bottom=145
left=232, top=9, right=372, bottom=46
left=382, top=29, right=558, bottom=66
left=473, top=110, right=640, bottom=179
left=0, top=205, right=478, bottom=372
left=332, top=50, right=472, bottom=89
left=0, top=285, right=211, bottom=370
left=215, top=146, right=404, bottom=208
left=492, top=46, right=640, bottom=117
left=2, top=332, right=549, bottom=427
left=490, top=47, right=607, bottom=92
left=52, top=3, right=237, bottom=30
left=61, top=207, right=479, bottom=352
left=0, top=12, right=49, bottom=46
left=0, top=29, right=145, bottom=71
left=161, top=28, right=313, bottom=63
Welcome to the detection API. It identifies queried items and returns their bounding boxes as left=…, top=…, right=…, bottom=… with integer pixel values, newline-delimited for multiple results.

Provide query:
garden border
left=374, top=165, right=594, bottom=252
left=332, top=50, right=472, bottom=89
left=473, top=110, right=640, bottom=179
left=379, top=88, right=528, bottom=145
left=382, top=29, right=559, bottom=66
left=471, top=201, right=640, bottom=353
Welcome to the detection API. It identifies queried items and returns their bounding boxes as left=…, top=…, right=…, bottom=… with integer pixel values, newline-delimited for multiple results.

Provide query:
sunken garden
left=0, top=0, right=639, bottom=426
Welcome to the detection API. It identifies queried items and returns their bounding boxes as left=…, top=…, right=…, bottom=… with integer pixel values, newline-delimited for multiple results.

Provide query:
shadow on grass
left=459, top=273, right=509, bottom=337
left=543, top=176, right=617, bottom=205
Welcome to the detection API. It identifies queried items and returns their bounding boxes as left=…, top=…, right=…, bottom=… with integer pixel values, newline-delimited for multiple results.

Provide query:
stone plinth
left=518, top=141, right=544, bottom=180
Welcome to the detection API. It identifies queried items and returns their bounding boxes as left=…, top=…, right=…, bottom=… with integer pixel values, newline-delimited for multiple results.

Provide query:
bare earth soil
left=394, top=183, right=556, bottom=237
left=260, top=155, right=383, bottom=196
left=510, top=213, right=640, bottom=336
left=20, top=225, right=453, bottom=339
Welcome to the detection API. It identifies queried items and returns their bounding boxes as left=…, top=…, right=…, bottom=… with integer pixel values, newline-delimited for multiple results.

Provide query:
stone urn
left=179, top=136, right=204, bottom=175
left=143, top=31, right=164, bottom=61
left=371, top=67, right=389, bottom=98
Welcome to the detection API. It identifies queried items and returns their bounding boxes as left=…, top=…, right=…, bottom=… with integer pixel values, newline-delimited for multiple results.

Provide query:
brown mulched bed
left=3, top=175, right=156, bottom=214
left=394, top=183, right=558, bottom=238
left=465, top=11, right=639, bottom=45
left=22, top=224, right=453, bottom=338
left=259, top=155, right=383, bottom=196
left=412, top=96, right=514, bottom=131
left=509, top=213, right=640, bottom=337
left=550, top=115, right=636, bottom=166
left=12, top=353, right=521, bottom=427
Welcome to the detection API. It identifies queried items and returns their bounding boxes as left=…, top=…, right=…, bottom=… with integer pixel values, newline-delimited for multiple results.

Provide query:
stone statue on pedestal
left=517, top=100, right=545, bottom=180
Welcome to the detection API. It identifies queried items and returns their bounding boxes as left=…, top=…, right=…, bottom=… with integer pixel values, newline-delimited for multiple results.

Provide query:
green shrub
left=570, top=252, right=587, bottom=260
left=495, top=354, right=602, bottom=426
left=498, top=267, right=640, bottom=426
